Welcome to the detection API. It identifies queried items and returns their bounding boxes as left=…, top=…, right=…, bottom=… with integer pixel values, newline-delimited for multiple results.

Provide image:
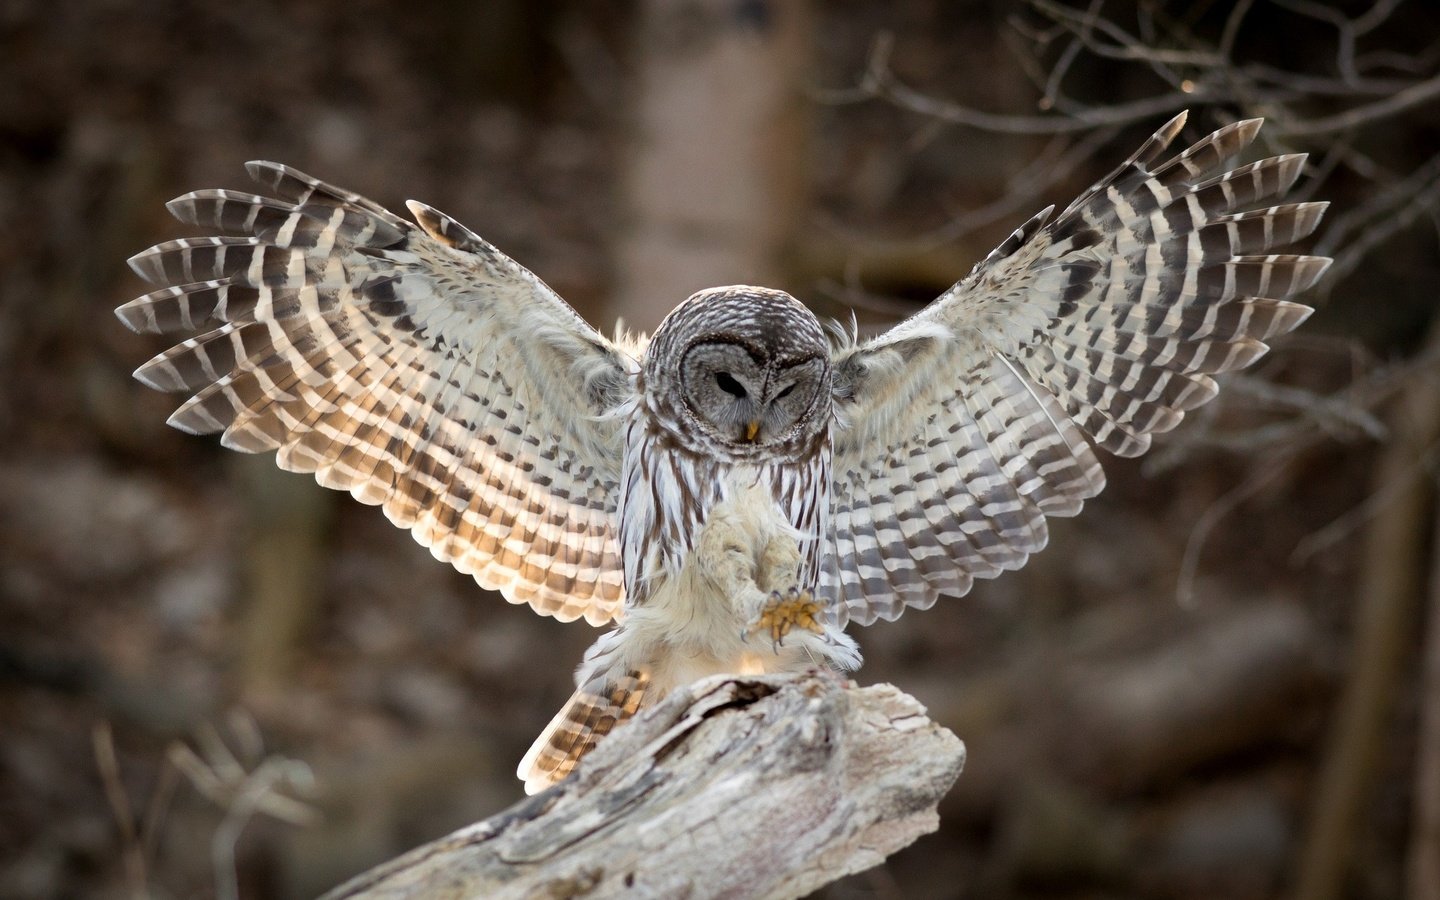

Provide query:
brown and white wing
left=823, top=112, right=1329, bottom=626
left=118, top=163, right=636, bottom=625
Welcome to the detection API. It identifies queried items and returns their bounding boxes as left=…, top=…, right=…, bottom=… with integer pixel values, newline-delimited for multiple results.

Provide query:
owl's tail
left=517, top=669, right=652, bottom=795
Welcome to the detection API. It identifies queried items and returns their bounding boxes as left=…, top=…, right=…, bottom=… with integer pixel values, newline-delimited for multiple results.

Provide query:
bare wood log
left=320, top=673, right=965, bottom=900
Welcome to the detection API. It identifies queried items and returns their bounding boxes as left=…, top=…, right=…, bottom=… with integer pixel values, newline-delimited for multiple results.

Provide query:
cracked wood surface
left=321, top=673, right=965, bottom=899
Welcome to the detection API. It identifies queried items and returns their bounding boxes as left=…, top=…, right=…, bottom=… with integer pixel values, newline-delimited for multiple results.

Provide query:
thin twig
left=1218, top=0, right=1256, bottom=62
left=93, top=723, right=149, bottom=900
left=166, top=716, right=320, bottom=900
left=852, top=32, right=1198, bottom=134
left=1174, top=446, right=1304, bottom=608
left=1291, top=439, right=1440, bottom=564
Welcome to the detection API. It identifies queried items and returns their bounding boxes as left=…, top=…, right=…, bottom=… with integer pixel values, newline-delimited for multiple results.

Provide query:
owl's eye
left=774, top=384, right=795, bottom=400
left=715, top=372, right=747, bottom=398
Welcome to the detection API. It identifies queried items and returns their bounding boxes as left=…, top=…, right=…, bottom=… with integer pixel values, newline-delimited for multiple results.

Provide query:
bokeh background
left=3, top=1, right=1439, bottom=898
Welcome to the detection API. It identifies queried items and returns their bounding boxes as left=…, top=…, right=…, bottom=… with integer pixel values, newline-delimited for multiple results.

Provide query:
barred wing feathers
left=826, top=113, right=1328, bottom=626
left=118, top=163, right=636, bottom=625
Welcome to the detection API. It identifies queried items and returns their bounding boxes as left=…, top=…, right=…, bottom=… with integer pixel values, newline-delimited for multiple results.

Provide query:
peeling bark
left=321, top=674, right=965, bottom=899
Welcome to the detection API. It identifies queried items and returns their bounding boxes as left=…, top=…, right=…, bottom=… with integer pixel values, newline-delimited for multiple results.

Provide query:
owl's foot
left=748, top=587, right=825, bottom=649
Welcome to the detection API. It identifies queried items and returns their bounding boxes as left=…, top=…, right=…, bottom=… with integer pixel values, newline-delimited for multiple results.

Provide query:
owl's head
left=645, top=286, right=832, bottom=457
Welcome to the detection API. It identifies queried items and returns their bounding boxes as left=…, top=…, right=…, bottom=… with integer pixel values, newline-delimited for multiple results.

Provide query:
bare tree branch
left=1279, top=73, right=1440, bottom=136
left=828, top=32, right=1198, bottom=135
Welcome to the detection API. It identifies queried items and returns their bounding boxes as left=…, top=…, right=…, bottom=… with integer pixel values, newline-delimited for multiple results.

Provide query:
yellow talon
left=753, top=588, right=825, bottom=647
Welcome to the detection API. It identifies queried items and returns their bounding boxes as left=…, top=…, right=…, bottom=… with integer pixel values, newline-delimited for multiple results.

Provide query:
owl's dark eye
left=715, top=372, right=747, bottom=398
left=774, top=384, right=795, bottom=400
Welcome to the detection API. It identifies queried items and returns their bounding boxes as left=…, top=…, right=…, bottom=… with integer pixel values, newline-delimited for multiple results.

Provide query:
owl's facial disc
left=762, top=358, right=824, bottom=439
left=679, top=342, right=824, bottom=446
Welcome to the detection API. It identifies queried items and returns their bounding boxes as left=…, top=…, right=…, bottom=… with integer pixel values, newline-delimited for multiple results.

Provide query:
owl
left=118, top=112, right=1328, bottom=793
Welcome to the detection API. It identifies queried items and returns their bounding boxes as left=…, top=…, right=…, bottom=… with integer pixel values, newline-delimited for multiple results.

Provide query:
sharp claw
left=750, top=587, right=826, bottom=650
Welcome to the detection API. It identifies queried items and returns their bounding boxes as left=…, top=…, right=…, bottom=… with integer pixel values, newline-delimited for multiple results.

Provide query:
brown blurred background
left=2, top=1, right=1438, bottom=898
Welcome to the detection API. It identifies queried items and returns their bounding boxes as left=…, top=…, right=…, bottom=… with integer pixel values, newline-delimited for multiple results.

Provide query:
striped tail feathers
left=518, top=669, right=651, bottom=795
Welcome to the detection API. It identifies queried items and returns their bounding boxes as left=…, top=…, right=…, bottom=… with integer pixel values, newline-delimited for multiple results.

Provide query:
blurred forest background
left=2, top=1, right=1439, bottom=898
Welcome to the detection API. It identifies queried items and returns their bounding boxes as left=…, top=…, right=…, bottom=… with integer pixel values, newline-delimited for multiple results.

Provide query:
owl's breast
left=616, top=418, right=831, bottom=609
left=594, top=429, right=849, bottom=692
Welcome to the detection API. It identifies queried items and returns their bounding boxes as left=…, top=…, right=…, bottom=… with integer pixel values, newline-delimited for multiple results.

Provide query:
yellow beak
left=743, top=421, right=761, bottom=442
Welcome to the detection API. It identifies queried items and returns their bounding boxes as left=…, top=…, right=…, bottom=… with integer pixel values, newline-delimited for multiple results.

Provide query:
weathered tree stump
left=321, top=673, right=965, bottom=899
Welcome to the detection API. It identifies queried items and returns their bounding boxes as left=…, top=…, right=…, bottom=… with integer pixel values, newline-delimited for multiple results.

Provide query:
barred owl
left=118, top=112, right=1329, bottom=793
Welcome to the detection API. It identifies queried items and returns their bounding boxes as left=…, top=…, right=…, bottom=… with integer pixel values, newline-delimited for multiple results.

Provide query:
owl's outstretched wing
left=824, top=112, right=1329, bottom=626
left=118, top=163, right=636, bottom=625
